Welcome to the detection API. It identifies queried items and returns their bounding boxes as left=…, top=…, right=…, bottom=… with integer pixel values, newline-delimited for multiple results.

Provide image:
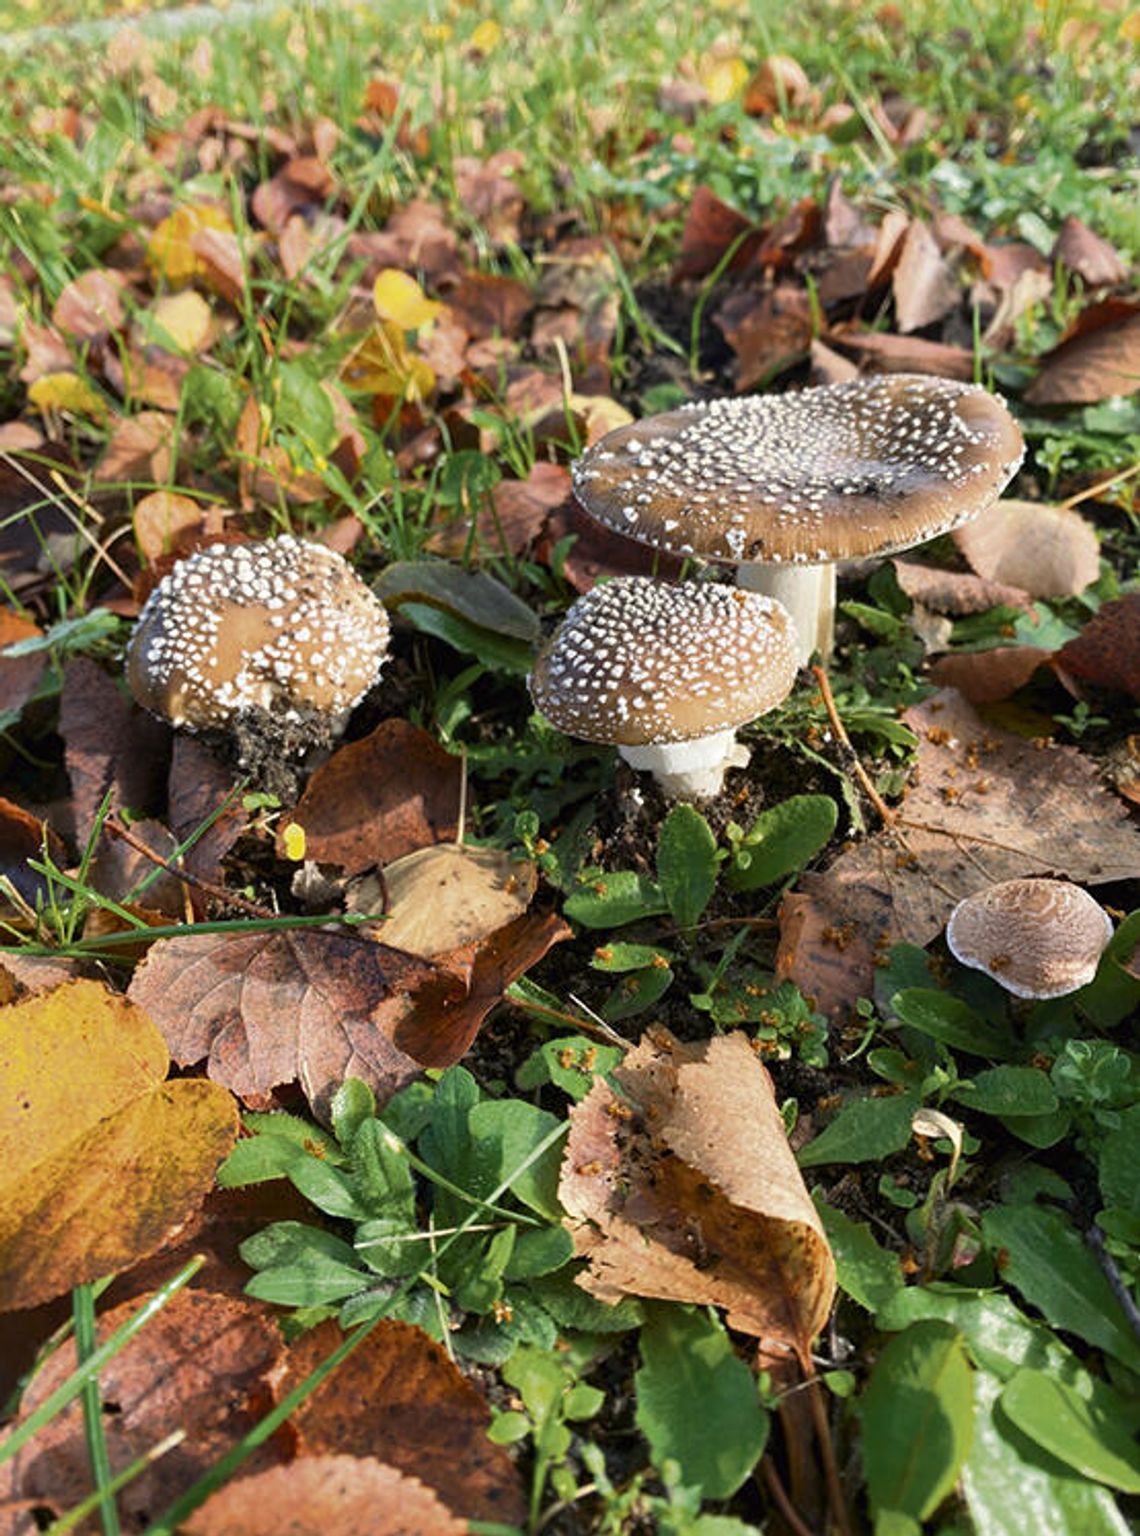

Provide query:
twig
left=1058, top=459, right=1140, bottom=512
left=758, top=1457, right=819, bottom=1536
left=1085, top=1222, right=1140, bottom=1343
left=104, top=814, right=278, bottom=921
left=810, top=666, right=896, bottom=827
left=803, top=1358, right=854, bottom=1536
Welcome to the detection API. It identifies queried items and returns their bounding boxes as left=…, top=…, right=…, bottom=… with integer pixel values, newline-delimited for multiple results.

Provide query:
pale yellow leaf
left=373, top=268, right=443, bottom=332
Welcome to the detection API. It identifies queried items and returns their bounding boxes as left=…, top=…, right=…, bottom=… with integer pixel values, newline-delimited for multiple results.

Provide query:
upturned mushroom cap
left=528, top=577, right=797, bottom=746
left=571, top=374, right=1024, bottom=566
left=945, top=877, right=1113, bottom=1000
left=127, top=536, right=390, bottom=732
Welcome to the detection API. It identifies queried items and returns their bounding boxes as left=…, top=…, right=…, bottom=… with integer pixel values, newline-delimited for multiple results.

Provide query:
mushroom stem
left=618, top=729, right=750, bottom=801
left=736, top=562, right=832, bottom=667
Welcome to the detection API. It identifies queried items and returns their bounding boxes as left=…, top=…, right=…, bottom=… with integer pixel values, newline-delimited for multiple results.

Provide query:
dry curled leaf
left=892, top=216, right=960, bottom=333
left=1052, top=216, right=1128, bottom=288
left=953, top=498, right=1100, bottom=598
left=0, top=608, right=46, bottom=722
left=282, top=1320, right=526, bottom=1527
left=0, top=981, right=238, bottom=1310
left=777, top=689, right=1140, bottom=1016
left=674, top=185, right=761, bottom=281
left=52, top=269, right=127, bottom=342
left=559, top=1028, right=835, bottom=1361
left=351, top=844, right=537, bottom=956
left=1055, top=593, right=1140, bottom=699
left=892, top=560, right=1029, bottom=616
left=715, top=286, right=812, bottom=392
left=1024, top=299, right=1140, bottom=405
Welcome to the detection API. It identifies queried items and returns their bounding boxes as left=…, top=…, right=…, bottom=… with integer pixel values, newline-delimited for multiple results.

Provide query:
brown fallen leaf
left=715, top=286, right=812, bottom=392
left=351, top=845, right=537, bottom=956
left=0, top=796, right=66, bottom=909
left=453, top=150, right=525, bottom=243
left=953, top=497, right=1100, bottom=598
left=444, top=270, right=533, bottom=339
left=1052, top=216, right=1128, bottom=288
left=0, top=608, right=46, bottom=722
left=892, top=560, right=1030, bottom=616
left=0, top=1289, right=284, bottom=1521
left=181, top=1455, right=467, bottom=1536
left=285, top=719, right=462, bottom=876
left=1024, top=298, right=1140, bottom=405
left=892, top=217, right=960, bottom=333
left=192, top=226, right=248, bottom=304
left=168, top=734, right=250, bottom=891
left=0, top=981, right=238, bottom=1310
left=429, top=461, right=570, bottom=559
left=826, top=325, right=973, bottom=379
left=559, top=1028, right=835, bottom=1362
left=251, top=155, right=336, bottom=234
left=674, top=185, right=762, bottom=281
left=283, top=1320, right=526, bottom=1527
left=128, top=926, right=438, bottom=1120
left=52, top=268, right=127, bottom=342
left=345, top=201, right=461, bottom=287
left=59, top=656, right=172, bottom=844
left=1055, top=593, right=1140, bottom=698
left=777, top=688, right=1140, bottom=1015
left=537, top=499, right=685, bottom=593
left=133, top=490, right=227, bottom=566
left=743, top=53, right=813, bottom=115
left=95, top=410, right=174, bottom=485
left=928, top=646, right=1055, bottom=703
left=865, top=208, right=909, bottom=289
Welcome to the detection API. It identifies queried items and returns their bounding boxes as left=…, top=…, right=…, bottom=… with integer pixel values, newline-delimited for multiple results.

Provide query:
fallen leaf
left=537, top=499, right=685, bottom=593
left=697, top=51, right=749, bottom=105
left=59, top=656, right=171, bottom=844
left=373, top=268, right=443, bottom=331
left=352, top=845, right=537, bottom=955
left=776, top=689, right=1140, bottom=1015
left=0, top=980, right=238, bottom=1309
left=0, top=608, right=46, bottom=722
left=657, top=77, right=709, bottom=120
left=52, top=269, right=127, bottom=342
left=252, top=156, right=335, bottom=234
left=27, top=371, right=107, bottom=421
left=743, top=54, right=812, bottom=115
left=192, top=226, right=248, bottom=304
left=674, top=185, right=760, bottom=281
left=168, top=733, right=249, bottom=890
left=559, top=1028, right=835, bottom=1362
left=892, top=217, right=960, bottom=333
left=0, top=796, right=65, bottom=909
left=715, top=286, right=812, bottom=391
left=981, top=241, right=1047, bottom=290
left=182, top=1455, right=467, bottom=1536
left=285, top=719, right=462, bottom=876
left=95, top=410, right=175, bottom=484
left=0, top=1289, right=283, bottom=1518
left=0, top=951, right=84, bottom=1000
left=1024, top=299, right=1140, bottom=405
left=826, top=325, right=973, bottom=379
left=133, top=490, right=224, bottom=566
left=1052, top=216, right=1128, bottom=288
left=428, top=461, right=570, bottom=559
left=341, top=321, right=435, bottom=402
left=865, top=209, right=910, bottom=289
left=282, top=1320, right=526, bottom=1526
left=17, top=319, right=73, bottom=384
left=345, top=201, right=461, bottom=287
left=953, top=498, right=1100, bottom=598
left=892, top=560, right=1030, bottom=615
left=1055, top=594, right=1140, bottom=698
left=928, top=646, right=1054, bottom=703
left=150, top=289, right=214, bottom=353
left=442, top=270, right=532, bottom=339
left=453, top=151, right=524, bottom=243
left=147, top=203, right=235, bottom=286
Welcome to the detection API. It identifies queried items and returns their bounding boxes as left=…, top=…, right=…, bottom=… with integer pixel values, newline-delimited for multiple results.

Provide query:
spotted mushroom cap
left=945, top=877, right=1113, bottom=1000
left=528, top=577, right=797, bottom=746
left=126, top=536, right=390, bottom=731
left=572, top=374, right=1024, bottom=566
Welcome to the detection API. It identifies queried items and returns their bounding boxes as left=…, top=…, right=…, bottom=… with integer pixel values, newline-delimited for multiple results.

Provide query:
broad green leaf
left=890, top=989, right=1012, bottom=1059
left=589, top=942, right=674, bottom=972
left=877, top=1287, right=1074, bottom=1382
left=726, top=794, right=837, bottom=891
left=377, top=560, right=540, bottom=640
left=1000, top=1369, right=1140, bottom=1492
left=398, top=599, right=536, bottom=673
left=860, top=1320, right=975, bottom=1525
left=952, top=1066, right=1058, bottom=1118
left=635, top=1305, right=769, bottom=1498
left=468, top=1099, right=565, bottom=1221
left=504, top=1224, right=575, bottom=1280
left=999, top=1106, right=1072, bottom=1149
left=983, top=1204, right=1140, bottom=1373
left=353, top=1215, right=424, bottom=1278
left=456, top=1224, right=516, bottom=1312
left=240, top=1220, right=358, bottom=1271
left=330, top=1078, right=376, bottom=1147
left=0, top=980, right=238, bottom=1311
left=962, top=1370, right=1129, bottom=1536
left=815, top=1200, right=904, bottom=1315
left=530, top=1267, right=644, bottom=1332
left=516, top=1035, right=624, bottom=1100
left=239, top=1110, right=343, bottom=1163
left=244, top=1258, right=368, bottom=1307
left=798, top=1093, right=918, bottom=1169
left=657, top=803, right=719, bottom=928
left=563, top=870, right=669, bottom=928
left=602, top=962, right=674, bottom=1022
left=348, top=1118, right=416, bottom=1221
left=1099, top=1103, right=1140, bottom=1212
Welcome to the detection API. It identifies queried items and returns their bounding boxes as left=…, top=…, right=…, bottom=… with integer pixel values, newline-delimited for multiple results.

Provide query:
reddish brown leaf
left=715, top=286, right=812, bottom=391
left=192, top=226, right=247, bottom=303
left=0, top=796, right=65, bottom=908
left=777, top=690, right=1140, bottom=1015
left=52, top=269, right=127, bottom=342
left=183, top=1456, right=467, bottom=1536
left=133, top=490, right=226, bottom=566
left=1055, top=594, right=1140, bottom=698
left=865, top=209, right=909, bottom=288
left=559, top=1029, right=835, bottom=1358
left=0, top=608, right=45, bottom=721
left=59, top=656, right=171, bottom=844
left=928, top=646, right=1055, bottom=703
left=1024, top=299, right=1140, bottom=405
left=808, top=338, right=860, bottom=385
left=826, top=325, right=973, bottom=378
left=982, top=242, right=1048, bottom=290
left=168, top=733, right=249, bottom=890
left=0, top=951, right=85, bottom=1000
left=283, top=1320, right=526, bottom=1526
left=1052, top=216, right=1128, bottom=288
left=0, top=1291, right=285, bottom=1523
left=815, top=249, right=875, bottom=308
left=286, top=719, right=462, bottom=876
left=251, top=156, right=336, bottom=234
left=743, top=53, right=812, bottom=115
left=674, top=185, right=761, bottom=280
left=823, top=180, right=877, bottom=250
left=892, top=216, right=960, bottom=332
left=444, top=270, right=533, bottom=339
left=279, top=213, right=315, bottom=279
left=453, top=151, right=525, bottom=243
left=16, top=319, right=72, bottom=384
left=892, top=560, right=1030, bottom=615
left=95, top=410, right=174, bottom=484
left=953, top=498, right=1100, bottom=598
left=345, top=201, right=461, bottom=286
left=429, top=461, right=570, bottom=559
left=538, top=499, right=685, bottom=593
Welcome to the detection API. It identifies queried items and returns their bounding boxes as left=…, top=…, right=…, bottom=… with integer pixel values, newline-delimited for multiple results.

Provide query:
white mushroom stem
left=618, top=729, right=750, bottom=801
left=735, top=561, right=833, bottom=668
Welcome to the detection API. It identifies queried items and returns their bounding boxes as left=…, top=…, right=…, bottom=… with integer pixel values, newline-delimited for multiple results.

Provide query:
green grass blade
left=73, top=1282, right=121, bottom=1536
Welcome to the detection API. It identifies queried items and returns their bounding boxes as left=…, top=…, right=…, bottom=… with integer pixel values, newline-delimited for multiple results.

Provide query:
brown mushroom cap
left=127, top=536, right=389, bottom=732
left=571, top=374, right=1024, bottom=566
left=528, top=577, right=797, bottom=746
left=945, top=877, right=1113, bottom=1000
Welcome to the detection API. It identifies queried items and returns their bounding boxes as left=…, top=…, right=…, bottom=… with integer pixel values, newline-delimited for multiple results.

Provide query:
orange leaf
left=147, top=203, right=235, bottom=286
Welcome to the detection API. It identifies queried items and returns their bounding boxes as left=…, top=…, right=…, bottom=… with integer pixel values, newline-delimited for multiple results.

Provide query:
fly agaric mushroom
left=571, top=374, right=1024, bottom=666
left=528, top=577, right=797, bottom=800
left=945, top=877, right=1113, bottom=1000
left=127, top=536, right=389, bottom=764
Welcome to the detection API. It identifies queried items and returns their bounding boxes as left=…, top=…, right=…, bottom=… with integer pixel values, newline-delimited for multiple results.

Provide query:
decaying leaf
left=1024, top=299, right=1140, bottom=405
left=282, top=1320, right=526, bottom=1526
left=674, top=185, right=761, bottom=280
left=52, top=269, right=127, bottom=342
left=147, top=203, right=235, bottom=285
left=928, top=646, right=1054, bottom=703
left=0, top=796, right=65, bottom=909
left=128, top=926, right=437, bottom=1120
left=59, top=656, right=171, bottom=844
left=1055, top=593, right=1140, bottom=698
left=133, top=490, right=226, bottom=566
left=0, top=608, right=46, bottom=723
left=182, top=1456, right=467, bottom=1536
left=559, top=1028, right=835, bottom=1361
left=777, top=689, right=1140, bottom=1015
left=285, top=719, right=462, bottom=876
left=428, top=461, right=569, bottom=559
left=892, top=560, right=1029, bottom=616
left=892, top=217, right=960, bottom=333
left=953, top=498, right=1101, bottom=598
left=715, top=286, right=813, bottom=391
left=1052, top=216, right=1128, bottom=288
left=351, top=844, right=537, bottom=955
left=0, top=981, right=238, bottom=1309
left=0, top=1289, right=283, bottom=1519
left=95, top=409, right=175, bottom=484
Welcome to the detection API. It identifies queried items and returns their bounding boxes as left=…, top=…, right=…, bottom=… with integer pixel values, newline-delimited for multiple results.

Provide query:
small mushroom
left=571, top=374, right=1023, bottom=666
left=127, top=536, right=389, bottom=763
left=528, top=577, right=797, bottom=800
left=945, top=877, right=1113, bottom=1000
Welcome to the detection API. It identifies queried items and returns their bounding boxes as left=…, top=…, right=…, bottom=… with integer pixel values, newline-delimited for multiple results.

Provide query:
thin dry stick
left=758, top=1457, right=819, bottom=1536
left=803, top=1361, right=853, bottom=1536
left=104, top=814, right=279, bottom=921
left=1058, top=459, right=1140, bottom=511
left=810, top=665, right=896, bottom=827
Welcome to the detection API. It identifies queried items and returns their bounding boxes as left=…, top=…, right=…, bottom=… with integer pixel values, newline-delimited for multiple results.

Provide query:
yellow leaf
left=373, top=267, right=443, bottom=332
left=27, top=371, right=106, bottom=420
left=341, top=320, right=436, bottom=401
left=282, top=821, right=307, bottom=861
left=147, top=204, right=235, bottom=287
left=1121, top=10, right=1140, bottom=40
left=150, top=290, right=213, bottom=354
left=470, top=17, right=502, bottom=51
left=0, top=980, right=238, bottom=1310
left=698, top=54, right=749, bottom=105
left=422, top=21, right=453, bottom=42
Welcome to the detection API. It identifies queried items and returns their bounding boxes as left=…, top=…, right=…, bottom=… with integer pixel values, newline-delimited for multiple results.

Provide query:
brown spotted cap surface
left=529, top=577, right=797, bottom=746
left=946, top=877, right=1113, bottom=1000
left=127, top=536, right=390, bottom=731
left=572, top=374, right=1024, bottom=565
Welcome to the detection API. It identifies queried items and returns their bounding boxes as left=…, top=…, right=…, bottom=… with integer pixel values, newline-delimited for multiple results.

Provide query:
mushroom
left=945, top=877, right=1113, bottom=1000
left=127, top=536, right=390, bottom=759
left=528, top=576, right=797, bottom=800
left=571, top=374, right=1024, bottom=666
